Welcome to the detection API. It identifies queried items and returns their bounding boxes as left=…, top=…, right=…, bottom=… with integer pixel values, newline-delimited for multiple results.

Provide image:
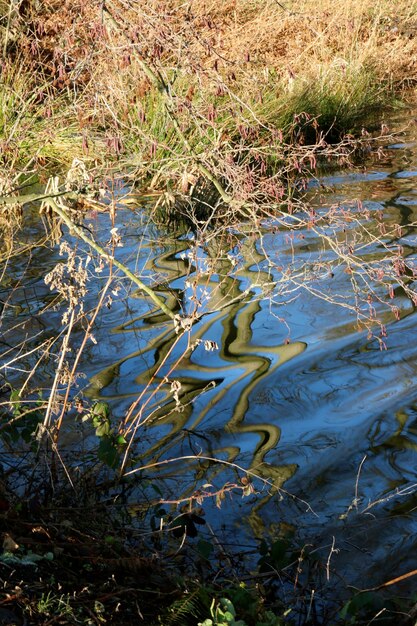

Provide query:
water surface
left=1, top=114, right=417, bottom=602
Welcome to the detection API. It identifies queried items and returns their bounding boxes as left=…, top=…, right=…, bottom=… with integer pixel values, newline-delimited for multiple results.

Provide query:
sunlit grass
left=0, top=0, right=415, bottom=185
left=274, top=62, right=394, bottom=141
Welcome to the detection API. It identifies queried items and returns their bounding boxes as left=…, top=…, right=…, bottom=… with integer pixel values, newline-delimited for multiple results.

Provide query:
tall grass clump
left=0, top=60, right=96, bottom=181
left=275, top=62, right=391, bottom=142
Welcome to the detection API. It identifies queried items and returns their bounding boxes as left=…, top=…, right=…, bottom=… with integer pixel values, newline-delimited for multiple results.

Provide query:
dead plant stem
left=38, top=309, right=75, bottom=441
left=46, top=198, right=176, bottom=320
left=53, top=276, right=114, bottom=444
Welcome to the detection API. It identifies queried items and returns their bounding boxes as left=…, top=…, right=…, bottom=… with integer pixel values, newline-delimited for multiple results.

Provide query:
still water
left=1, top=114, right=417, bottom=599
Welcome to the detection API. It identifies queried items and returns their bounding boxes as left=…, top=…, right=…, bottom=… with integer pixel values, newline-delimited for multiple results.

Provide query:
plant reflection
left=87, top=228, right=306, bottom=510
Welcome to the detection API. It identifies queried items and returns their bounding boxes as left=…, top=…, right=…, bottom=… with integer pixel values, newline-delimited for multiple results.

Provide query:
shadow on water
left=1, top=114, right=417, bottom=595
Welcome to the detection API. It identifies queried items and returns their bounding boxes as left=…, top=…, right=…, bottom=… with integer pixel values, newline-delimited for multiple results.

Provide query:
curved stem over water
left=47, top=198, right=177, bottom=321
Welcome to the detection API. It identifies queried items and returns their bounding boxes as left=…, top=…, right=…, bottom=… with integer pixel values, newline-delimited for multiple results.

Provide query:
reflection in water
left=86, top=232, right=307, bottom=501
left=1, top=114, right=417, bottom=592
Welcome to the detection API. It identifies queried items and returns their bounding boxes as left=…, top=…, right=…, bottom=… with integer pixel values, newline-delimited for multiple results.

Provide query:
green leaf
left=95, top=421, right=111, bottom=437
left=270, top=539, right=290, bottom=565
left=256, top=611, right=285, bottom=626
left=219, top=599, right=236, bottom=618
left=197, top=539, right=213, bottom=560
left=98, top=436, right=120, bottom=468
left=104, top=535, right=115, bottom=545
left=10, top=390, right=21, bottom=416
left=339, top=592, right=377, bottom=620
left=91, top=401, right=110, bottom=421
left=21, top=427, right=35, bottom=443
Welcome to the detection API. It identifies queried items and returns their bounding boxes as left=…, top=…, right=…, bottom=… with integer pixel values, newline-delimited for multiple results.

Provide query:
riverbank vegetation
left=1, top=1, right=417, bottom=624
left=1, top=0, right=416, bottom=186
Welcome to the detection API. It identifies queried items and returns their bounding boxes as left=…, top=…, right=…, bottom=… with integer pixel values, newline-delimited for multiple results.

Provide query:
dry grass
left=183, top=0, right=417, bottom=82
left=0, top=0, right=416, bottom=181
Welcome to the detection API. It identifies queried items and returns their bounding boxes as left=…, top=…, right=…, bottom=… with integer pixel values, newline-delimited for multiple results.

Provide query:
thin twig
left=46, top=197, right=176, bottom=320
